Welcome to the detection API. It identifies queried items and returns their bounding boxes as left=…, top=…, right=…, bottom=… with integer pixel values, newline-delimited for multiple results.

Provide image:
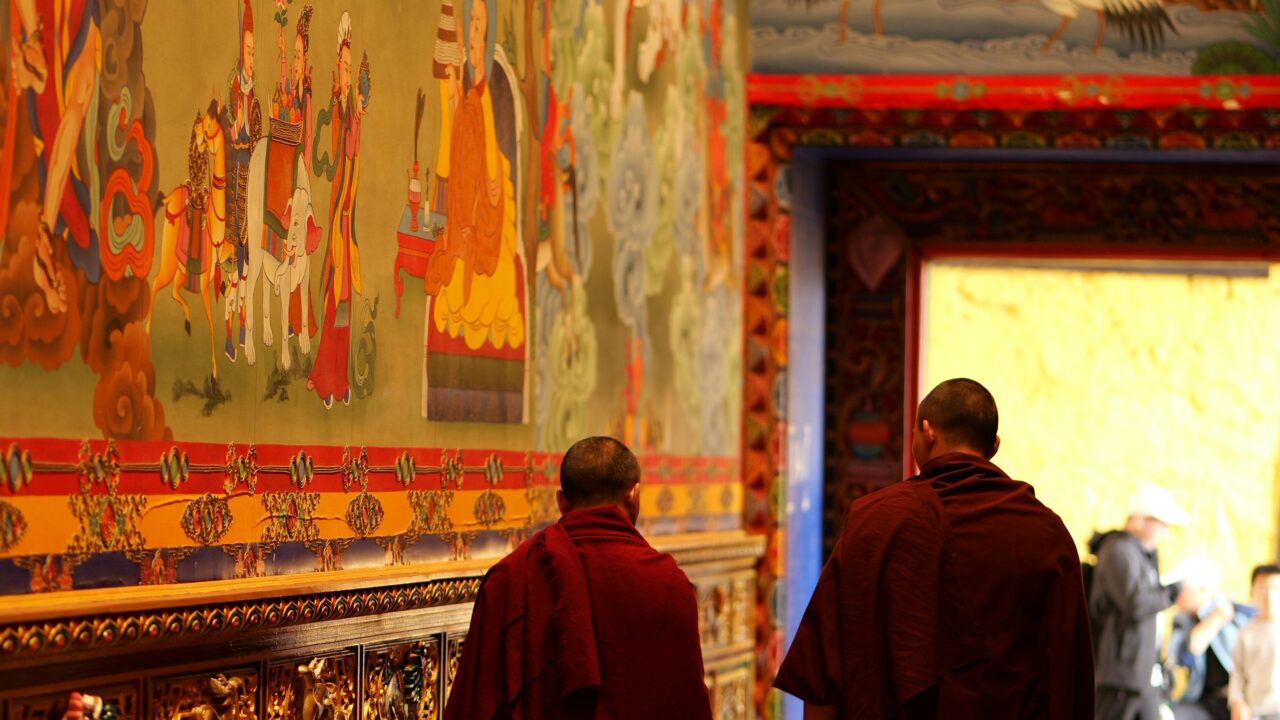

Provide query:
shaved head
left=559, top=436, right=641, bottom=507
left=917, top=378, right=999, bottom=456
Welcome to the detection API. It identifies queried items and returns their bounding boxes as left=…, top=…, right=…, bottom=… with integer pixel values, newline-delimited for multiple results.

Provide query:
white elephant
left=242, top=139, right=319, bottom=371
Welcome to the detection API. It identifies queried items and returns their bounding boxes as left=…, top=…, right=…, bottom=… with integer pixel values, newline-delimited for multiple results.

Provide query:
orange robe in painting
left=426, top=78, right=503, bottom=303
left=424, top=76, right=523, bottom=353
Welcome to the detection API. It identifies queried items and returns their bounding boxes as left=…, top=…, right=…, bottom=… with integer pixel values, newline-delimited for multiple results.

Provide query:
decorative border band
left=748, top=73, right=1280, bottom=110
left=0, top=576, right=482, bottom=660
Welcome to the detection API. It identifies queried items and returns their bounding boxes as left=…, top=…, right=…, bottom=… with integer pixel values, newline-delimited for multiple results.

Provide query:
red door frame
left=746, top=71, right=1280, bottom=717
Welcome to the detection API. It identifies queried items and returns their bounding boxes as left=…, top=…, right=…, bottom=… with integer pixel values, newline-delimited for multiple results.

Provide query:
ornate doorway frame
left=743, top=72, right=1280, bottom=718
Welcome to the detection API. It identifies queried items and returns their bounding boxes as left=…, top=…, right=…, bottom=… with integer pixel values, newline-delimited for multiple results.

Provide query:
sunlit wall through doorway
left=922, top=261, right=1280, bottom=600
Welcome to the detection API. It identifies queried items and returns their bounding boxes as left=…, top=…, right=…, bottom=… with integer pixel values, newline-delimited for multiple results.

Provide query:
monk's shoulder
left=849, top=481, right=935, bottom=525
left=627, top=544, right=698, bottom=595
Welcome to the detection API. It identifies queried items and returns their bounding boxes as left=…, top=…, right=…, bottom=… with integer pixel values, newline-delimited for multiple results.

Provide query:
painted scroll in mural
left=751, top=0, right=1280, bottom=75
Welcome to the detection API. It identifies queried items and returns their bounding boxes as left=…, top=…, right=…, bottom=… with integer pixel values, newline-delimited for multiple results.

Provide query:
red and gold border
left=748, top=73, right=1280, bottom=110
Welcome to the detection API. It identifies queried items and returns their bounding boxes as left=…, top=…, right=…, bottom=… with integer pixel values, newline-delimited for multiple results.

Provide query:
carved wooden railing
left=0, top=532, right=763, bottom=720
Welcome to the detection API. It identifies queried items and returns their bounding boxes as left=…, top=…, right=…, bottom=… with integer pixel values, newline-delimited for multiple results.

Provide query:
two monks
left=446, top=379, right=1093, bottom=719
left=777, top=378, right=1095, bottom=719
left=444, top=436, right=713, bottom=720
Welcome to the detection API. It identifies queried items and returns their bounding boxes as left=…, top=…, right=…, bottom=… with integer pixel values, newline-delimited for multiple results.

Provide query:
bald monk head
left=557, top=436, right=643, bottom=523
left=911, top=378, right=1001, bottom=466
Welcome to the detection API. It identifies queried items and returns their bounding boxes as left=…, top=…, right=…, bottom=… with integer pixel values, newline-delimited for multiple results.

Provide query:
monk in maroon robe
left=776, top=378, right=1094, bottom=720
left=443, top=436, right=713, bottom=720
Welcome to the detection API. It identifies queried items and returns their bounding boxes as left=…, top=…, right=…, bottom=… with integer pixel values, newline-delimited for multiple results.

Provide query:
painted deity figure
left=428, top=0, right=463, bottom=234
left=6, top=0, right=102, bottom=314
left=224, top=0, right=260, bottom=361
left=274, top=4, right=316, bottom=339
left=423, top=0, right=523, bottom=353
left=308, top=11, right=366, bottom=409
left=274, top=4, right=314, bottom=167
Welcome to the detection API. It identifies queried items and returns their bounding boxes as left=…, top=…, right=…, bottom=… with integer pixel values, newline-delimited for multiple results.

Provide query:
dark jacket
left=1089, top=531, right=1181, bottom=691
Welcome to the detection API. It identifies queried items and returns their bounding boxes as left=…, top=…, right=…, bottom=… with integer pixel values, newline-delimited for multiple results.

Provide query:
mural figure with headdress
left=420, top=0, right=527, bottom=423
left=272, top=3, right=317, bottom=341
left=308, top=10, right=368, bottom=409
left=224, top=0, right=262, bottom=362
left=4, top=0, right=103, bottom=315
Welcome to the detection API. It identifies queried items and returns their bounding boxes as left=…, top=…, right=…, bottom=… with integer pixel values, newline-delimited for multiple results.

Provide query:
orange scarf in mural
left=444, top=506, right=713, bottom=720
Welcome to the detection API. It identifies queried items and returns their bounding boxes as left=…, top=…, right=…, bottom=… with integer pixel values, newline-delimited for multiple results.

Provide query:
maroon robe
left=444, top=505, right=713, bottom=720
left=775, top=453, right=1093, bottom=719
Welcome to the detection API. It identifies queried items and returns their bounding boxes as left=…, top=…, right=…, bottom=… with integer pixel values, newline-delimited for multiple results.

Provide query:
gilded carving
left=151, top=671, right=258, bottom=720
left=695, top=573, right=755, bottom=654
left=266, top=655, right=356, bottom=720
left=9, top=688, right=137, bottom=720
left=730, top=577, right=752, bottom=645
left=711, top=671, right=750, bottom=720
left=362, top=639, right=441, bottom=720
left=0, top=577, right=482, bottom=659
left=443, top=637, right=464, bottom=709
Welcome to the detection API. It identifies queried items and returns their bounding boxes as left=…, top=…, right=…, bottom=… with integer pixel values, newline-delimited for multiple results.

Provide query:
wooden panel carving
left=0, top=537, right=762, bottom=720
left=362, top=639, right=442, bottom=720
left=694, top=570, right=756, bottom=660
left=266, top=654, right=357, bottom=720
left=442, top=637, right=464, bottom=710
left=150, top=670, right=257, bottom=720
left=9, top=686, right=139, bottom=720
left=708, top=661, right=752, bottom=720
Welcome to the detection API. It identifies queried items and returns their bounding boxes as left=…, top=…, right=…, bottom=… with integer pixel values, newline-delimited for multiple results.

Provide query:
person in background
left=1091, top=484, right=1189, bottom=720
left=1228, top=565, right=1280, bottom=720
left=1169, top=557, right=1255, bottom=720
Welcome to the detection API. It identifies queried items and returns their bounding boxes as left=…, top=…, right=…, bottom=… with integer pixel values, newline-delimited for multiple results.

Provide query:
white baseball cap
left=1129, top=485, right=1190, bottom=526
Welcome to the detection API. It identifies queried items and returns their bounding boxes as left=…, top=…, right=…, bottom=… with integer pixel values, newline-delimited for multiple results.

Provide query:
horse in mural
left=146, top=101, right=233, bottom=380
left=242, top=118, right=320, bottom=371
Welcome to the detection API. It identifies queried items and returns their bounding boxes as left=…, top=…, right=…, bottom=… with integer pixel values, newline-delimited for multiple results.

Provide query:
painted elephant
left=243, top=135, right=320, bottom=371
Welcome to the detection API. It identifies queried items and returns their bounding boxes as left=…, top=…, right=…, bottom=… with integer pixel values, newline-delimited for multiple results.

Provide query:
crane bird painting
left=785, top=0, right=1259, bottom=54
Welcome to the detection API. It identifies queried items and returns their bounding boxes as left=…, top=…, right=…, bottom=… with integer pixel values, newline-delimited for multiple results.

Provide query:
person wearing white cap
left=1091, top=484, right=1191, bottom=720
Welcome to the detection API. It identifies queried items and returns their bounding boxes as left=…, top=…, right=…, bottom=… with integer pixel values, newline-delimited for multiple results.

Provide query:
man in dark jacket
left=1092, top=485, right=1189, bottom=720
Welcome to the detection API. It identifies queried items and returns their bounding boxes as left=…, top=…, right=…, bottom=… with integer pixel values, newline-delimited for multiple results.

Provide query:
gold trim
left=0, top=574, right=483, bottom=660
left=0, top=531, right=764, bottom=661
left=654, top=531, right=766, bottom=567
left=0, top=559, right=495, bottom=625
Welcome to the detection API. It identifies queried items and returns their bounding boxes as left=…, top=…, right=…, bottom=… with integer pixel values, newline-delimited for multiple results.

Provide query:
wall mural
left=0, top=0, right=746, bottom=595
left=750, top=0, right=1280, bottom=75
